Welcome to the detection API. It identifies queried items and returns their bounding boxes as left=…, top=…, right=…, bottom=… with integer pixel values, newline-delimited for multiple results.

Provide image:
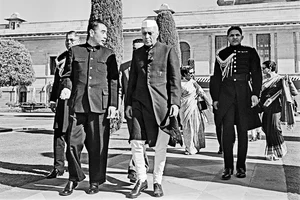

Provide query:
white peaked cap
left=141, top=19, right=158, bottom=28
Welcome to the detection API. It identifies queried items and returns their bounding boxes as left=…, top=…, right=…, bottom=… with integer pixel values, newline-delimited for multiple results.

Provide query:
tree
left=89, top=0, right=123, bottom=65
left=155, top=4, right=181, bottom=63
left=89, top=0, right=123, bottom=133
left=0, top=39, right=35, bottom=87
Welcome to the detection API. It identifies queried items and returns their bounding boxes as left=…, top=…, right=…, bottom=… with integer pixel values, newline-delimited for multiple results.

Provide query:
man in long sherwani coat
left=210, top=26, right=262, bottom=180
left=125, top=19, right=181, bottom=198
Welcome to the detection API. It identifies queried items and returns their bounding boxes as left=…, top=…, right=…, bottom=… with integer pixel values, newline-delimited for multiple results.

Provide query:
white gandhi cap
left=141, top=19, right=158, bottom=28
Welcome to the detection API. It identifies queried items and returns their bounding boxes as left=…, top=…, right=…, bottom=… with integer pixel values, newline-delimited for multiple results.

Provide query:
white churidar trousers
left=130, top=129, right=170, bottom=184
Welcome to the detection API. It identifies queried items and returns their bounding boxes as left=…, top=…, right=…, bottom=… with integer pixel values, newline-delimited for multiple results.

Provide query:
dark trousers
left=222, top=104, right=248, bottom=171
left=131, top=100, right=159, bottom=147
left=213, top=108, right=223, bottom=151
left=53, top=128, right=66, bottom=172
left=66, top=112, right=110, bottom=184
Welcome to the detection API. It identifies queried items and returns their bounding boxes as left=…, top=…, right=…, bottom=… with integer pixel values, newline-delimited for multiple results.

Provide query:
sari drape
left=180, top=79, right=205, bottom=154
left=260, top=74, right=297, bottom=158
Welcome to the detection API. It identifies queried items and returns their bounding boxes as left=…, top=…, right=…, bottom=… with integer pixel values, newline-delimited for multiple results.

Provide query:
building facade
left=0, top=1, right=300, bottom=107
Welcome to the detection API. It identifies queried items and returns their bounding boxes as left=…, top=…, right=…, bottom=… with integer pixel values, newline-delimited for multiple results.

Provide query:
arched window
left=19, top=86, right=27, bottom=103
left=180, top=42, right=190, bottom=66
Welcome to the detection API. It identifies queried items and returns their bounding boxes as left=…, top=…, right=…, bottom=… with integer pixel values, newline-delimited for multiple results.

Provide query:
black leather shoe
left=153, top=183, right=164, bottom=197
left=236, top=168, right=246, bottom=178
left=127, top=180, right=148, bottom=199
left=87, top=183, right=99, bottom=194
left=221, top=168, right=233, bottom=180
left=59, top=181, right=78, bottom=196
left=46, top=168, right=64, bottom=179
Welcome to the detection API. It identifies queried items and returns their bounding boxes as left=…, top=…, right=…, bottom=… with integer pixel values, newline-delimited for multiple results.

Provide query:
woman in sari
left=180, top=66, right=208, bottom=155
left=260, top=60, right=298, bottom=161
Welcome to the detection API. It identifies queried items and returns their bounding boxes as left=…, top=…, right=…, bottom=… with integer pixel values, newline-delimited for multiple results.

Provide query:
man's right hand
left=213, top=101, right=219, bottom=110
left=125, top=106, right=132, bottom=119
left=60, top=88, right=71, bottom=100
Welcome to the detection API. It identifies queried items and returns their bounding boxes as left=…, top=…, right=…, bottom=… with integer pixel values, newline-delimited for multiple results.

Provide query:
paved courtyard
left=0, top=112, right=299, bottom=200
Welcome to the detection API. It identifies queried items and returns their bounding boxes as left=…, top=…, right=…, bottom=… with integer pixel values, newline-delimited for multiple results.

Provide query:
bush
left=5, top=101, right=20, bottom=108
left=0, top=39, right=35, bottom=87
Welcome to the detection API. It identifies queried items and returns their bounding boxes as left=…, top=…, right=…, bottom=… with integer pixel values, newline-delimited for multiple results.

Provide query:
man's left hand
left=169, top=105, right=179, bottom=117
left=107, top=106, right=117, bottom=119
left=251, top=95, right=259, bottom=108
left=49, top=101, right=56, bottom=112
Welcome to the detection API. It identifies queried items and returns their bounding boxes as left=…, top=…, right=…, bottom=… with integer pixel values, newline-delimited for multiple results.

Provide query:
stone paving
left=0, top=112, right=299, bottom=200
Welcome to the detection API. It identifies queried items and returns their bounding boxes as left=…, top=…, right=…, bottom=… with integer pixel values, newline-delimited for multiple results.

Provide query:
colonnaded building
left=0, top=0, right=300, bottom=107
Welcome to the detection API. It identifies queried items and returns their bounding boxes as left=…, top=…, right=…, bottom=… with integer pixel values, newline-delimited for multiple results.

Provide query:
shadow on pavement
left=0, top=155, right=298, bottom=196
left=14, top=115, right=53, bottom=118
left=109, top=153, right=294, bottom=194
left=0, top=161, right=50, bottom=187
left=97, top=175, right=133, bottom=197
left=283, top=164, right=300, bottom=194
left=109, top=147, right=131, bottom=151
left=41, top=152, right=122, bottom=166
left=21, top=129, right=54, bottom=135
left=283, top=136, right=300, bottom=142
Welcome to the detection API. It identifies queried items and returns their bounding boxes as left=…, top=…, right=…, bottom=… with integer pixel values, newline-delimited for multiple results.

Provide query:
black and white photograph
left=0, top=0, right=299, bottom=199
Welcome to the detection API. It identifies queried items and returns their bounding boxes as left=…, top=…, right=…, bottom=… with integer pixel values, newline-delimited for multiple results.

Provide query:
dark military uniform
left=61, top=43, right=119, bottom=184
left=210, top=44, right=262, bottom=171
left=49, top=51, right=70, bottom=173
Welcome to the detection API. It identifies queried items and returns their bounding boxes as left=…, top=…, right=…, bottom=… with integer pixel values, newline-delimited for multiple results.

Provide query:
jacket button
left=234, top=79, right=236, bottom=81
left=89, top=76, right=92, bottom=79
left=91, top=58, right=93, bottom=60
left=88, top=86, right=91, bottom=89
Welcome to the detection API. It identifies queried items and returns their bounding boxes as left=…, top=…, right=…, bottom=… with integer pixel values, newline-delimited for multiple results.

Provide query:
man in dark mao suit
left=125, top=19, right=181, bottom=198
left=59, top=20, right=119, bottom=196
left=211, top=26, right=262, bottom=180
left=46, top=31, right=79, bottom=179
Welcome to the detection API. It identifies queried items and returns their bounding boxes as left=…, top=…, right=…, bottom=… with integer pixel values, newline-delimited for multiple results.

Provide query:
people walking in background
left=46, top=31, right=79, bottom=179
left=180, top=66, right=207, bottom=155
left=119, top=38, right=149, bottom=183
left=248, top=127, right=262, bottom=142
left=59, top=19, right=119, bottom=196
left=260, top=60, right=298, bottom=161
left=210, top=26, right=262, bottom=180
left=125, top=19, right=181, bottom=198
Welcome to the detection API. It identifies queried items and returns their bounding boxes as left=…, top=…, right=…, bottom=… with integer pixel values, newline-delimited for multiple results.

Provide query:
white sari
left=180, top=79, right=205, bottom=154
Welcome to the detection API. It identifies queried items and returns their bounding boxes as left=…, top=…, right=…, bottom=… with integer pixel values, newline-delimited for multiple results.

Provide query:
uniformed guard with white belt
left=210, top=26, right=262, bottom=180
